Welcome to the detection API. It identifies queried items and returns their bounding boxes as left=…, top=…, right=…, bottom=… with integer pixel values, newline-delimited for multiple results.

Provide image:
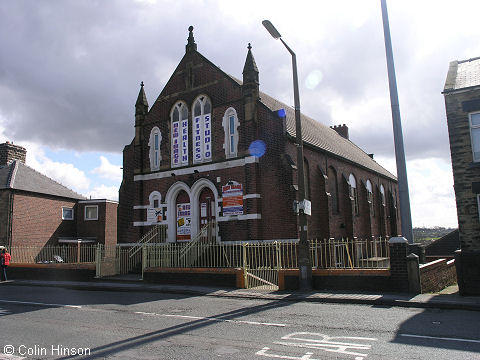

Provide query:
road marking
left=0, top=299, right=81, bottom=309
left=257, top=332, right=377, bottom=360
left=134, top=311, right=286, bottom=327
left=400, top=334, right=480, bottom=344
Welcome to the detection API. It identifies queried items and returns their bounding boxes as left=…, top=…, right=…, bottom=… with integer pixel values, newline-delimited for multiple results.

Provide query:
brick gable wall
left=11, top=192, right=77, bottom=247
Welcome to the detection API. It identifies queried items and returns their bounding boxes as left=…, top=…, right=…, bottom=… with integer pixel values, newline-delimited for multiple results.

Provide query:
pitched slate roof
left=259, top=92, right=396, bottom=180
left=226, top=73, right=396, bottom=180
left=444, top=57, right=480, bottom=93
left=0, top=161, right=85, bottom=200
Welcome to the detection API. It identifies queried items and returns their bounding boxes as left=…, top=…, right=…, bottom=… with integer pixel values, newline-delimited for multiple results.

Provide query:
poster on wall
left=147, top=208, right=163, bottom=224
left=176, top=203, right=191, bottom=241
left=222, top=182, right=244, bottom=216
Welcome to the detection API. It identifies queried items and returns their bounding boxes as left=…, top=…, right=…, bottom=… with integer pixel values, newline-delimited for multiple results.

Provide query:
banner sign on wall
left=222, top=182, right=244, bottom=216
left=203, top=114, right=212, bottom=161
left=172, top=121, right=180, bottom=166
left=147, top=208, right=163, bottom=224
left=181, top=119, right=189, bottom=165
left=176, top=203, right=191, bottom=241
left=193, top=113, right=212, bottom=163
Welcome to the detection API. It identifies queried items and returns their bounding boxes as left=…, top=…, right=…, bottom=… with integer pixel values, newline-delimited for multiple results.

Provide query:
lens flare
left=305, top=70, right=323, bottom=90
left=248, top=140, right=266, bottom=158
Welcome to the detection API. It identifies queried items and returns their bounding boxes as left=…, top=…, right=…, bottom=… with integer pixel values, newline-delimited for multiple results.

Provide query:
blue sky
left=2, top=0, right=478, bottom=228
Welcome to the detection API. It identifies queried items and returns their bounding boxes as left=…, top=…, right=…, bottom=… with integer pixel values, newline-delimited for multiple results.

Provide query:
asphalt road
left=0, top=285, right=478, bottom=360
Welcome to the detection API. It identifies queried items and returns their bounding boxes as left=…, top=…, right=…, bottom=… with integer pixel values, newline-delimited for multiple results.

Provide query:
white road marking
left=0, top=299, right=81, bottom=309
left=134, top=311, right=286, bottom=327
left=400, top=333, right=480, bottom=344
left=257, top=332, right=377, bottom=360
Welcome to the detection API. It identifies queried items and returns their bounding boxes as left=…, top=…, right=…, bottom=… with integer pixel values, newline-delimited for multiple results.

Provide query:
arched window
left=149, top=191, right=161, bottom=208
left=171, top=102, right=189, bottom=167
left=366, top=179, right=374, bottom=217
left=148, top=127, right=162, bottom=171
left=328, top=167, right=339, bottom=214
left=192, top=95, right=212, bottom=164
left=223, top=107, right=239, bottom=158
left=304, top=158, right=310, bottom=200
left=380, top=184, right=386, bottom=206
left=349, top=173, right=359, bottom=215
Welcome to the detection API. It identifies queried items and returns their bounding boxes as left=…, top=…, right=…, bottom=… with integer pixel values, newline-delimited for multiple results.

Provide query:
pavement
left=3, top=276, right=480, bottom=311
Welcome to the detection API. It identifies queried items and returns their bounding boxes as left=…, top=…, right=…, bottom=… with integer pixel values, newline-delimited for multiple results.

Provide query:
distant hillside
left=413, top=227, right=456, bottom=243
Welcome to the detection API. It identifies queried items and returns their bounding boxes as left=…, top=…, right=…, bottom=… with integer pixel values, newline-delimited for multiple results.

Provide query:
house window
left=149, top=126, right=162, bottom=171
left=223, top=107, right=239, bottom=158
left=171, top=102, right=189, bottom=167
left=349, top=173, right=359, bottom=216
left=470, top=112, right=480, bottom=162
left=62, top=207, right=74, bottom=220
left=84, top=205, right=98, bottom=221
left=192, top=95, right=212, bottom=163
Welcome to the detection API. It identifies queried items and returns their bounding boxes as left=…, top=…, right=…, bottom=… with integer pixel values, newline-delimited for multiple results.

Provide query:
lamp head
left=262, top=20, right=281, bottom=39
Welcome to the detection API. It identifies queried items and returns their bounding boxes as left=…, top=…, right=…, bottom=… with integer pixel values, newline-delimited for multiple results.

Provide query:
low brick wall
left=143, top=267, right=244, bottom=288
left=8, top=263, right=96, bottom=281
left=419, top=259, right=456, bottom=293
left=279, top=269, right=392, bottom=291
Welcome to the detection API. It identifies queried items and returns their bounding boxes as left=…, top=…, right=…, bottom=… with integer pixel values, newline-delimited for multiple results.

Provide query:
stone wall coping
left=389, top=236, right=408, bottom=244
left=419, top=258, right=446, bottom=269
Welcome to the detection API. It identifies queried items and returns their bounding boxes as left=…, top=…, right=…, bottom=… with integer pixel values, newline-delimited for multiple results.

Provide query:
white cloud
left=376, top=155, right=458, bottom=228
left=86, top=185, right=119, bottom=201
left=24, top=143, right=90, bottom=193
left=92, top=155, right=122, bottom=181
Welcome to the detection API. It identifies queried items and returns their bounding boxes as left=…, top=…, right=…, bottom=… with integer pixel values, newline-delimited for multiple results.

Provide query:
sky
left=1, top=0, right=478, bottom=228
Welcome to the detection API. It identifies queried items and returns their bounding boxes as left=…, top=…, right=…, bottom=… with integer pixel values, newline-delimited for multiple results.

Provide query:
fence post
left=95, top=244, right=102, bottom=278
left=142, top=245, right=147, bottom=280
left=242, top=243, right=248, bottom=288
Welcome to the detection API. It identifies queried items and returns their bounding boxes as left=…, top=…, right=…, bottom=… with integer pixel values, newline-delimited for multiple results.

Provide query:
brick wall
left=77, top=200, right=118, bottom=246
left=11, top=192, right=77, bottom=247
left=0, top=191, right=12, bottom=246
left=420, top=259, right=456, bottom=293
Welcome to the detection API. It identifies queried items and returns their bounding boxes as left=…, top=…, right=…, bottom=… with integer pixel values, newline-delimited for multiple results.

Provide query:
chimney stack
left=0, top=141, right=27, bottom=166
left=330, top=124, right=349, bottom=140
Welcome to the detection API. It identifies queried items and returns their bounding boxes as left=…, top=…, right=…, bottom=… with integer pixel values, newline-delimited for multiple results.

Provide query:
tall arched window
left=192, top=95, right=212, bottom=164
left=328, top=166, right=339, bottom=214
left=223, top=107, right=239, bottom=158
left=349, top=173, right=359, bottom=215
left=380, top=184, right=386, bottom=206
left=149, top=127, right=162, bottom=171
left=304, top=158, right=310, bottom=200
left=366, top=179, right=374, bottom=216
left=171, top=102, right=189, bottom=167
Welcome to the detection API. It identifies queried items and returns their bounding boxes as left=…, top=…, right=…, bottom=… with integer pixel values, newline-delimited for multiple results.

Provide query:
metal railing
left=310, top=238, right=390, bottom=269
left=143, top=237, right=390, bottom=271
left=129, top=224, right=167, bottom=257
left=8, top=245, right=97, bottom=264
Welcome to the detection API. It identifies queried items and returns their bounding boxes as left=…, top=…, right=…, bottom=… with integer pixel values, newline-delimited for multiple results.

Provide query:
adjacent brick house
left=443, top=57, right=480, bottom=295
left=118, top=27, right=400, bottom=244
left=0, top=141, right=117, bottom=249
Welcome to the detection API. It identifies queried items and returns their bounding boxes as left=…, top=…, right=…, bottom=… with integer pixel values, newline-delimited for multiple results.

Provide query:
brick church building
left=118, top=27, right=400, bottom=244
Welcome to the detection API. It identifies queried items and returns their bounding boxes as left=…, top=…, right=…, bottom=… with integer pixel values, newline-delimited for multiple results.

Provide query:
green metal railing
left=8, top=245, right=97, bottom=264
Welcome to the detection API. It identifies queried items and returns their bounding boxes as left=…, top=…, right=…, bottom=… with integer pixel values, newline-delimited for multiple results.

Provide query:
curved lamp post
left=262, top=20, right=312, bottom=290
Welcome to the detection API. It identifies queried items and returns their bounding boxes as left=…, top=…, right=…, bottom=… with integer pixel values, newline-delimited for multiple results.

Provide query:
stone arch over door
left=191, top=178, right=220, bottom=241
left=165, top=181, right=191, bottom=242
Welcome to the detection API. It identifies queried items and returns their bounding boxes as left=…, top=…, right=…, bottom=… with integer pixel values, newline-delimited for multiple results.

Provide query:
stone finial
left=186, top=25, right=197, bottom=53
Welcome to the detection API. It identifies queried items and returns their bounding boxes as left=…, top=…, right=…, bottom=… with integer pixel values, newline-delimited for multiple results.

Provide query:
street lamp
left=262, top=20, right=312, bottom=290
